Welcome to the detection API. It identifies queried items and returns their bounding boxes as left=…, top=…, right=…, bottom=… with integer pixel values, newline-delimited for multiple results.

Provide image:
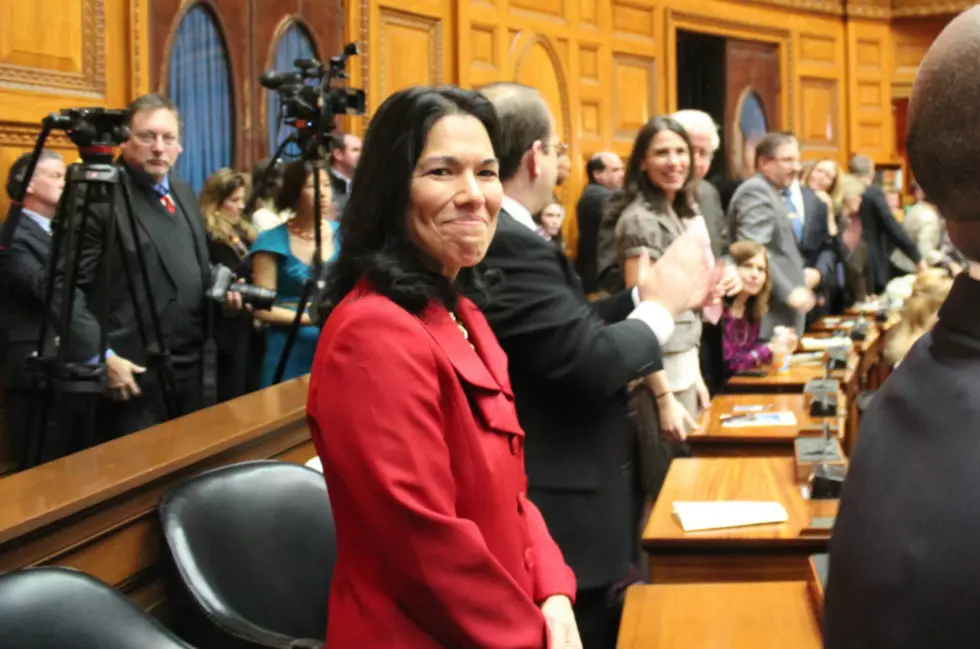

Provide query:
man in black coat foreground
left=825, top=7, right=980, bottom=648
left=470, top=82, right=715, bottom=649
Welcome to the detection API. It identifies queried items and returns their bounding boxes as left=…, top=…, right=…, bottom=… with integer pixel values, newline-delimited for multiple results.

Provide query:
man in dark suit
left=727, top=133, right=817, bottom=337
left=0, top=150, right=68, bottom=467
left=849, top=154, right=924, bottom=293
left=52, top=94, right=239, bottom=442
left=328, top=132, right=361, bottom=200
left=825, top=10, right=980, bottom=646
left=792, top=179, right=838, bottom=320
left=575, top=152, right=622, bottom=293
left=471, top=82, right=714, bottom=649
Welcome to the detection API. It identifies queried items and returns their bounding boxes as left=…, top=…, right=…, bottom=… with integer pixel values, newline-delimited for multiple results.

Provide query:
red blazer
left=307, top=280, right=576, bottom=648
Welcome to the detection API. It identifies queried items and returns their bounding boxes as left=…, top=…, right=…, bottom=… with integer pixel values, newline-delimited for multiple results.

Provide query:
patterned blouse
left=722, top=308, right=772, bottom=375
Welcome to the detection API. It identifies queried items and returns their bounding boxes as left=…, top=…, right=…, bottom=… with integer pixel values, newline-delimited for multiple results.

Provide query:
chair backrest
left=0, top=567, right=194, bottom=649
left=159, top=460, right=335, bottom=645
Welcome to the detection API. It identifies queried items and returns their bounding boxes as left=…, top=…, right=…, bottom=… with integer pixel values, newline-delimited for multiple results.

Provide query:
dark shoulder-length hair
left=605, top=116, right=697, bottom=226
left=321, top=85, right=502, bottom=317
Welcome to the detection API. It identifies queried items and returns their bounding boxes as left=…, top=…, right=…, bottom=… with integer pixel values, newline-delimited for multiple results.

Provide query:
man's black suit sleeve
left=870, top=187, right=920, bottom=263
left=1, top=231, right=48, bottom=302
left=591, top=289, right=636, bottom=323
left=478, top=227, right=662, bottom=404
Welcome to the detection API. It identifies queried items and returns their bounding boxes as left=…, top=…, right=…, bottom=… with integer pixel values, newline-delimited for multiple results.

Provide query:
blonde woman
left=884, top=269, right=953, bottom=366
left=803, top=158, right=843, bottom=237
left=199, top=168, right=262, bottom=401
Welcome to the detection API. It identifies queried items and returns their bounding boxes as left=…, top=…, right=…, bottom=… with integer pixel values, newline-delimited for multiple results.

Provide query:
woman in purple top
left=722, top=241, right=783, bottom=375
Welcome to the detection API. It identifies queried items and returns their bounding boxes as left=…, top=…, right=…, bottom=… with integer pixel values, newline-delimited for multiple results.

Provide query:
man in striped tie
left=51, top=93, right=241, bottom=444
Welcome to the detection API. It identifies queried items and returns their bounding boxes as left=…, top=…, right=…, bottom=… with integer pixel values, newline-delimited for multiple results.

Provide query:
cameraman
left=51, top=94, right=243, bottom=441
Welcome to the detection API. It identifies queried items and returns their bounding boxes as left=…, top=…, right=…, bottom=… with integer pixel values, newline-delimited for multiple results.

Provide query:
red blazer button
left=509, top=435, right=521, bottom=455
left=524, top=548, right=535, bottom=570
left=517, top=494, right=525, bottom=515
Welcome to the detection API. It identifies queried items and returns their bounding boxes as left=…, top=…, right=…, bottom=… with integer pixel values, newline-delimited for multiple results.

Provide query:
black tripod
left=27, top=143, right=179, bottom=450
left=270, top=138, right=329, bottom=386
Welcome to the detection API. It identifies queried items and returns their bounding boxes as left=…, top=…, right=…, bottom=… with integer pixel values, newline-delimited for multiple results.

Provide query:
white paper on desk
left=720, top=411, right=796, bottom=428
left=672, top=501, right=789, bottom=532
left=801, top=337, right=853, bottom=351
left=789, top=352, right=824, bottom=366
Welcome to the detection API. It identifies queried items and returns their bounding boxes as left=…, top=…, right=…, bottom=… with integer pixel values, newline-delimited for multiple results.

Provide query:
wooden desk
left=807, top=554, right=829, bottom=626
left=689, top=394, right=845, bottom=458
left=811, top=315, right=866, bottom=332
left=618, top=582, right=822, bottom=649
left=643, top=457, right=837, bottom=584
left=0, top=377, right=315, bottom=618
left=726, top=358, right=855, bottom=394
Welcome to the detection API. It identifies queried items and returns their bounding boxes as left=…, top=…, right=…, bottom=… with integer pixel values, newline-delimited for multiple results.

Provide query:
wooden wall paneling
left=846, top=17, right=894, bottom=162
left=890, top=17, right=947, bottom=99
left=795, top=17, right=847, bottom=162
left=0, top=0, right=145, bottom=213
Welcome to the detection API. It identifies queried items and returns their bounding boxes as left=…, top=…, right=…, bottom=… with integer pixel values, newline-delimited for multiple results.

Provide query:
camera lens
left=231, top=284, right=276, bottom=311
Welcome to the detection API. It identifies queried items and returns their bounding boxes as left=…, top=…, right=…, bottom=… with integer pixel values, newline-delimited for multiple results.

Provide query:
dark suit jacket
left=53, top=169, right=212, bottom=365
left=329, top=168, right=348, bottom=199
left=799, top=186, right=838, bottom=316
left=575, top=183, right=611, bottom=293
left=0, top=216, right=55, bottom=388
left=859, top=184, right=921, bottom=293
left=466, top=208, right=663, bottom=589
left=825, top=274, right=980, bottom=648
left=696, top=181, right=726, bottom=259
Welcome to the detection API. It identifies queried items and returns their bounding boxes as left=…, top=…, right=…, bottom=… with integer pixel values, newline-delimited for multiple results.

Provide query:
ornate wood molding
left=0, top=0, right=106, bottom=97
left=0, top=121, right=71, bottom=148
left=746, top=0, right=845, bottom=16
left=845, top=0, right=892, bottom=18
left=891, top=0, right=970, bottom=17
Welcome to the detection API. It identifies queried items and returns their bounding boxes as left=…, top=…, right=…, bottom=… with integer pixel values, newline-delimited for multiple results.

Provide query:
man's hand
left=803, top=267, right=822, bottom=290
left=540, top=595, right=581, bottom=649
left=916, top=259, right=928, bottom=273
left=106, top=354, right=146, bottom=401
left=636, top=231, right=718, bottom=318
left=787, top=286, right=816, bottom=313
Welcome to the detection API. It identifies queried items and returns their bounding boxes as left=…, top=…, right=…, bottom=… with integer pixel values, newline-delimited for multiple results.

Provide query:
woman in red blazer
left=307, top=86, right=579, bottom=648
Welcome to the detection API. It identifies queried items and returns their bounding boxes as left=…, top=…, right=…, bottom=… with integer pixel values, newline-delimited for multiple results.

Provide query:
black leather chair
left=159, top=460, right=336, bottom=649
left=0, top=567, right=195, bottom=648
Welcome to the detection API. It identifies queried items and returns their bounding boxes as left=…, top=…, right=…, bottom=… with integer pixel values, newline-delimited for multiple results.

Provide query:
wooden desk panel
left=0, top=377, right=316, bottom=617
left=689, top=394, right=845, bottom=457
left=618, top=582, right=822, bottom=649
left=643, top=457, right=837, bottom=583
left=726, top=360, right=855, bottom=394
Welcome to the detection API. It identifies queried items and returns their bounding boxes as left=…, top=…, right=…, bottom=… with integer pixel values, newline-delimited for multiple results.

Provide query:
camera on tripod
left=260, top=42, right=366, bottom=156
left=45, top=108, right=131, bottom=159
left=208, top=264, right=276, bottom=311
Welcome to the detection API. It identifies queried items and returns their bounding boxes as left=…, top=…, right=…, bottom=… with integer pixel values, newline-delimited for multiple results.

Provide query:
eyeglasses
left=132, top=131, right=179, bottom=146
left=548, top=142, right=569, bottom=157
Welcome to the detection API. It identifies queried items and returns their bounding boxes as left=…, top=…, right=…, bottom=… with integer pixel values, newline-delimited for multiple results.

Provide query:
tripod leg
left=116, top=179, right=179, bottom=420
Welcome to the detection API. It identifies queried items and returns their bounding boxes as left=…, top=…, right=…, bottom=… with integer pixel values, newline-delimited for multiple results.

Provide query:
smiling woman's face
left=406, top=114, right=502, bottom=279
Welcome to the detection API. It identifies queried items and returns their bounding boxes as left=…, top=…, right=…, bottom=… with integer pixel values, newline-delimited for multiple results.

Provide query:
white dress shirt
left=500, top=195, right=675, bottom=346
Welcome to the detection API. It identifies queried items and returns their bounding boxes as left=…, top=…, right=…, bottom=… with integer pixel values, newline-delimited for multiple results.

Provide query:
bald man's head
left=907, top=6, right=980, bottom=259
left=479, top=83, right=555, bottom=182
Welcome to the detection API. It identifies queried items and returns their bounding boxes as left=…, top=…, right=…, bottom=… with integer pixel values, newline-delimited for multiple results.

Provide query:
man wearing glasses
left=471, top=83, right=714, bottom=648
left=727, top=131, right=818, bottom=337
left=52, top=94, right=239, bottom=442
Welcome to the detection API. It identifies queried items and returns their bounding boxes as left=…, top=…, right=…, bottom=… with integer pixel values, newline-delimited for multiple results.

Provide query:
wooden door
left=725, top=39, right=781, bottom=179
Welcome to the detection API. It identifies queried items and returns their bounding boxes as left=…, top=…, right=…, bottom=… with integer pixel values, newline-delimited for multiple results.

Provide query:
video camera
left=45, top=108, right=131, bottom=162
left=208, top=264, right=276, bottom=311
left=259, top=42, right=366, bottom=156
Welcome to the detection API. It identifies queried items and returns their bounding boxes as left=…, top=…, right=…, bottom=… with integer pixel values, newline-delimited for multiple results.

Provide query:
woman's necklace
left=449, top=311, right=475, bottom=350
left=287, top=219, right=328, bottom=241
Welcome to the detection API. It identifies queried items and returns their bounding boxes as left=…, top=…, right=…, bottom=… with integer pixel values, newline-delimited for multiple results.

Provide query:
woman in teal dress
left=251, top=160, right=339, bottom=386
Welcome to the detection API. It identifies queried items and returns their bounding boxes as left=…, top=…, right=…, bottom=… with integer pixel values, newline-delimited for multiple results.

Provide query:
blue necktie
left=784, top=189, right=802, bottom=241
